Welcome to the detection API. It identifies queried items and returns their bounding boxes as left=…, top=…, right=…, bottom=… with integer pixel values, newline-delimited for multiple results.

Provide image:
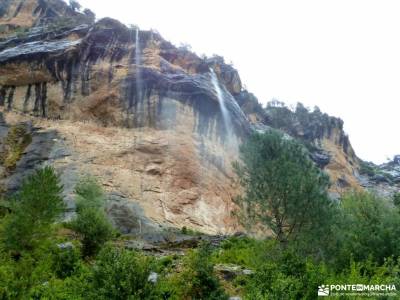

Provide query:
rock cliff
left=0, top=0, right=397, bottom=235
left=0, top=0, right=250, bottom=234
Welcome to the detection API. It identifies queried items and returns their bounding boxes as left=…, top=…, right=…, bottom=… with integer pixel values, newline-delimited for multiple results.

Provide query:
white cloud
left=77, top=0, right=400, bottom=163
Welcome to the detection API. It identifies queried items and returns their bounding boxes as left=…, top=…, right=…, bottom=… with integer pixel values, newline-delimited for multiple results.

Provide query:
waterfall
left=210, top=68, right=232, bottom=136
left=135, top=27, right=143, bottom=126
left=135, top=28, right=141, bottom=99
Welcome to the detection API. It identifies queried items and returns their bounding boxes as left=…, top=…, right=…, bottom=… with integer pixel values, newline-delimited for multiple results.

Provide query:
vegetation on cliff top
left=265, top=101, right=347, bottom=142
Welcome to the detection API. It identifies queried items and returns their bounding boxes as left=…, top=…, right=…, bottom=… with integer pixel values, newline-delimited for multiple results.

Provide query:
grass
left=0, top=124, right=32, bottom=171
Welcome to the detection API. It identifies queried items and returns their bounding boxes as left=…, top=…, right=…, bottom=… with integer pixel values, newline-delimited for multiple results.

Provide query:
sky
left=76, top=0, right=400, bottom=164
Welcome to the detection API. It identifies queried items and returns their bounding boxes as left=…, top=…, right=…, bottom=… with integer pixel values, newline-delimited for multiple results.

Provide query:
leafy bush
left=74, top=177, right=105, bottom=211
left=68, top=177, right=114, bottom=257
left=335, top=192, right=400, bottom=267
left=85, top=245, right=156, bottom=300
left=0, top=242, right=59, bottom=298
left=162, top=243, right=228, bottom=300
left=69, top=208, right=114, bottom=257
left=28, top=265, right=91, bottom=300
left=236, top=245, right=328, bottom=300
left=52, top=244, right=82, bottom=279
left=213, top=237, right=275, bottom=269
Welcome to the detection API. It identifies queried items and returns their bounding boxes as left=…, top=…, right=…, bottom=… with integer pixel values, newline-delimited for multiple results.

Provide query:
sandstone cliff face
left=0, top=0, right=251, bottom=234
left=0, top=0, right=393, bottom=235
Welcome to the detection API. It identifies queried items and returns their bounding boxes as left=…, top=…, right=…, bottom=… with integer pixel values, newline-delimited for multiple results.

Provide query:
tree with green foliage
left=1, top=167, right=64, bottom=252
left=233, top=130, right=332, bottom=245
left=336, top=192, right=400, bottom=267
left=68, top=177, right=114, bottom=257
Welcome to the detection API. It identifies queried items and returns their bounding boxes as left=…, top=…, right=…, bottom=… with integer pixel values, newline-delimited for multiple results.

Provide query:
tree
left=1, top=167, right=64, bottom=252
left=233, top=130, right=332, bottom=245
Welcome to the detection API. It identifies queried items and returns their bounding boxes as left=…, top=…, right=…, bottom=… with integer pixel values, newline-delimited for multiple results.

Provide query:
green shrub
left=243, top=248, right=329, bottom=300
left=52, top=244, right=82, bottom=279
left=68, top=177, right=114, bottom=257
left=0, top=242, right=58, bottom=299
left=163, top=243, right=228, bottom=300
left=335, top=192, right=400, bottom=267
left=1, top=167, right=64, bottom=252
left=68, top=208, right=114, bottom=257
left=85, top=245, right=157, bottom=300
left=74, top=176, right=105, bottom=211
left=28, top=265, right=91, bottom=300
left=213, top=237, right=275, bottom=269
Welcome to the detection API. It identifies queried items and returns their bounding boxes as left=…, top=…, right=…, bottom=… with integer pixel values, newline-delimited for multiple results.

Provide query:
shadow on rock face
left=106, top=191, right=162, bottom=235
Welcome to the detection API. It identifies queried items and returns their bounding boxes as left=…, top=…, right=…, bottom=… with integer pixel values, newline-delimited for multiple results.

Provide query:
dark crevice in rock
left=6, top=85, right=15, bottom=110
left=80, top=60, right=91, bottom=96
left=0, top=86, right=8, bottom=106
left=23, top=84, right=32, bottom=112
left=33, top=82, right=47, bottom=117
left=12, top=1, right=24, bottom=18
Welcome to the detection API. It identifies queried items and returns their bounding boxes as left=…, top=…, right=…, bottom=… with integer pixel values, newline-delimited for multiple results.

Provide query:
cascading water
left=135, top=27, right=143, bottom=126
left=210, top=68, right=232, bottom=136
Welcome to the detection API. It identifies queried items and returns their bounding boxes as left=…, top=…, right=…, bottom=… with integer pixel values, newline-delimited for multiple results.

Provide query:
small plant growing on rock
left=0, top=124, right=32, bottom=171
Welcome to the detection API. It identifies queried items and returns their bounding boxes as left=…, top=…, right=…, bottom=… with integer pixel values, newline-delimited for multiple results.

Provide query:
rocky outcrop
left=0, top=0, right=396, bottom=236
left=358, top=156, right=400, bottom=198
left=0, top=0, right=93, bottom=32
left=251, top=101, right=360, bottom=193
left=379, top=155, right=400, bottom=183
left=0, top=0, right=252, bottom=234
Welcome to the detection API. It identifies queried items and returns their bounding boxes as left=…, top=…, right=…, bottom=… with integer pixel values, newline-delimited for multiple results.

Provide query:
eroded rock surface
left=0, top=0, right=253, bottom=234
left=0, top=0, right=397, bottom=236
